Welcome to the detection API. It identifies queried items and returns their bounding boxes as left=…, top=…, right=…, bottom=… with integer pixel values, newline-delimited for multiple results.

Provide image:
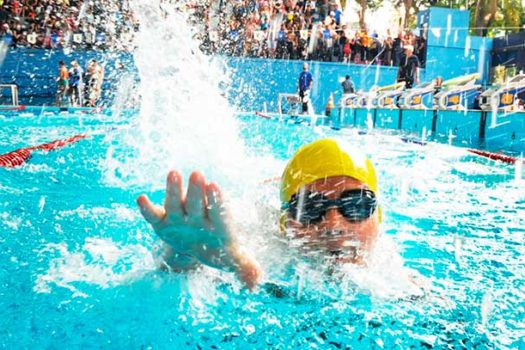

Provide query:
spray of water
left=104, top=0, right=255, bottom=191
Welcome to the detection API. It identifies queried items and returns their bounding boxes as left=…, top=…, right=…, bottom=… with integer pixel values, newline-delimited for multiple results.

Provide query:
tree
left=473, top=0, right=498, bottom=36
left=355, top=0, right=382, bottom=31
left=392, top=0, right=434, bottom=30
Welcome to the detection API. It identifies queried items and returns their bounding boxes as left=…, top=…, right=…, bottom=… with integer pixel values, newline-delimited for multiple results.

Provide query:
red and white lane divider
left=0, top=134, right=87, bottom=168
left=467, top=148, right=524, bottom=164
left=0, top=105, right=26, bottom=112
left=255, top=111, right=272, bottom=119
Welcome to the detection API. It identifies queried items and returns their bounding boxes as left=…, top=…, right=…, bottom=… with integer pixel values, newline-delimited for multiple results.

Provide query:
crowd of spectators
left=0, top=0, right=427, bottom=67
left=195, top=0, right=427, bottom=67
left=0, top=0, right=137, bottom=50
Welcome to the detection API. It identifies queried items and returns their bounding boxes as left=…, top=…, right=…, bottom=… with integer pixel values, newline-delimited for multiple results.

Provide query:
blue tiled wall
left=341, top=107, right=525, bottom=154
left=419, top=8, right=493, bottom=84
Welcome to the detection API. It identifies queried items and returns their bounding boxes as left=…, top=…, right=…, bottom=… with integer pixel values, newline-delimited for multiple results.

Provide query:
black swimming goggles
left=282, top=189, right=378, bottom=225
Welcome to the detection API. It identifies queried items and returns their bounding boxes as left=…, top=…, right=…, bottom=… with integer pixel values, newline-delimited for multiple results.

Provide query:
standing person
left=341, top=75, right=355, bottom=94
left=84, top=60, right=95, bottom=106
left=298, top=62, right=313, bottom=114
left=55, top=60, right=69, bottom=106
left=392, top=33, right=403, bottom=66
left=87, top=60, right=104, bottom=107
left=382, top=36, right=393, bottom=66
left=68, top=59, right=83, bottom=107
left=397, top=45, right=420, bottom=89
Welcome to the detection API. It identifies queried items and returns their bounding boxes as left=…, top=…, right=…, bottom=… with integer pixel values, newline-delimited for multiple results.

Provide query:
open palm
left=137, top=170, right=262, bottom=289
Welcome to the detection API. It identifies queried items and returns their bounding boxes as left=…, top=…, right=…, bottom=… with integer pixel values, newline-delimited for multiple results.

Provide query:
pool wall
left=337, top=107, right=525, bottom=154
left=0, top=49, right=136, bottom=106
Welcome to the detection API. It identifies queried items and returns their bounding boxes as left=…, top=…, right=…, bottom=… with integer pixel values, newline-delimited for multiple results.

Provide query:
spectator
left=56, top=60, right=69, bottom=106
left=342, top=75, right=355, bottom=94
left=397, top=45, right=420, bottom=89
left=85, top=59, right=103, bottom=107
left=0, top=0, right=427, bottom=69
left=297, top=62, right=313, bottom=114
left=382, top=36, right=393, bottom=66
left=68, top=59, right=83, bottom=106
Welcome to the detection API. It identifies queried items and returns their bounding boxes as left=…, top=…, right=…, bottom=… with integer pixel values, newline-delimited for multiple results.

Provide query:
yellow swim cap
left=280, top=138, right=379, bottom=203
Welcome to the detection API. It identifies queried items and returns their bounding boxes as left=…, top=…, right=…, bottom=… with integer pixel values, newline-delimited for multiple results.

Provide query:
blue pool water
left=1, top=110, right=524, bottom=349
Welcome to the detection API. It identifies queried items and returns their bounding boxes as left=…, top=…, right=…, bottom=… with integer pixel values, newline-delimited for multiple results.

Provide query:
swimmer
left=137, top=139, right=381, bottom=289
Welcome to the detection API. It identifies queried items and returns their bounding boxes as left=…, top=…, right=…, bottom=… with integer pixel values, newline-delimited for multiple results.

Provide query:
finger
left=184, top=171, right=207, bottom=223
left=229, top=246, right=263, bottom=290
left=137, top=194, right=165, bottom=226
left=164, top=170, right=184, bottom=221
left=206, top=182, right=230, bottom=234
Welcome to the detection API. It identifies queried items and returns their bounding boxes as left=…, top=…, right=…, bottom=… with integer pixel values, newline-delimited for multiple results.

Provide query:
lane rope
left=467, top=148, right=523, bottom=164
left=0, top=134, right=87, bottom=168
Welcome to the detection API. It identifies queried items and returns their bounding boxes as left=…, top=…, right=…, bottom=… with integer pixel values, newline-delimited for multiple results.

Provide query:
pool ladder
left=0, top=84, right=19, bottom=106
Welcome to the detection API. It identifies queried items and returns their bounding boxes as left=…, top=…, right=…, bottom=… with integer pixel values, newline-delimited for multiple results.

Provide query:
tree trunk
left=357, top=0, right=367, bottom=31
left=473, top=0, right=497, bottom=36
left=403, top=0, right=413, bottom=29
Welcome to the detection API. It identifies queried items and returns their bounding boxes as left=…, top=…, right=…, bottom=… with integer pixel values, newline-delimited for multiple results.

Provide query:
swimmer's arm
left=137, top=170, right=262, bottom=289
left=156, top=243, right=200, bottom=272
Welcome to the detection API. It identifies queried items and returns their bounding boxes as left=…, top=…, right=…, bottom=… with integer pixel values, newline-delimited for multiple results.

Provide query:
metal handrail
left=0, top=84, right=19, bottom=106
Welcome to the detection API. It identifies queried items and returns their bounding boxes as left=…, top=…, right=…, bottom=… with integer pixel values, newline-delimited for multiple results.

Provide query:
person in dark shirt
left=392, top=34, right=403, bottom=66
left=298, top=62, right=313, bottom=114
left=341, top=75, right=355, bottom=94
left=68, top=60, right=83, bottom=107
left=397, top=45, right=420, bottom=89
left=382, top=36, right=393, bottom=66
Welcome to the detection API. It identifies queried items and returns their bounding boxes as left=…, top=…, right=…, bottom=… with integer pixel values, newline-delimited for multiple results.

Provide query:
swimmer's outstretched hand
left=137, top=171, right=262, bottom=290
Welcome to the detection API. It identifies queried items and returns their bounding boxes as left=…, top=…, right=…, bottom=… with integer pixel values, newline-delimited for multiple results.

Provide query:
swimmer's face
left=284, top=176, right=380, bottom=264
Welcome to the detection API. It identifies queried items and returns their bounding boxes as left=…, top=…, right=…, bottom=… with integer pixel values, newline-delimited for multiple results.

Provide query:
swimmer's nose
left=322, top=207, right=347, bottom=228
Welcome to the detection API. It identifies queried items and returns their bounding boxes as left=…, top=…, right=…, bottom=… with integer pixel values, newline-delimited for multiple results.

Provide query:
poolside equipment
left=0, top=84, right=19, bottom=106
left=343, top=82, right=406, bottom=109
left=0, top=134, right=86, bottom=168
left=376, top=82, right=406, bottom=108
left=277, top=93, right=315, bottom=116
left=398, top=81, right=436, bottom=109
left=339, top=92, right=359, bottom=107
left=356, top=82, right=405, bottom=108
left=478, top=74, right=525, bottom=111
left=355, top=91, right=376, bottom=108
left=434, top=73, right=482, bottom=110
left=325, top=93, right=334, bottom=116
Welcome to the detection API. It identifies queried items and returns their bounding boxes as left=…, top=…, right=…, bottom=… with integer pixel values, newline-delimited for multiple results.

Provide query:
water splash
left=105, top=0, right=250, bottom=191
left=34, top=238, right=155, bottom=295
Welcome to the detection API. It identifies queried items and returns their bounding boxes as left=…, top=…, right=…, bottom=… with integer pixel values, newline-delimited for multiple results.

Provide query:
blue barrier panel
left=434, top=110, right=482, bottom=146
left=354, top=108, right=374, bottom=129
left=226, top=57, right=399, bottom=114
left=375, top=109, right=400, bottom=130
left=400, top=109, right=434, bottom=135
left=427, top=8, right=470, bottom=49
left=484, top=112, right=525, bottom=153
left=420, top=8, right=492, bottom=84
left=337, top=108, right=355, bottom=128
left=0, top=49, right=136, bottom=105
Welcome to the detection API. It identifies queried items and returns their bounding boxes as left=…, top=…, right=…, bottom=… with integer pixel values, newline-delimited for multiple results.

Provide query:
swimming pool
left=1, top=108, right=523, bottom=349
